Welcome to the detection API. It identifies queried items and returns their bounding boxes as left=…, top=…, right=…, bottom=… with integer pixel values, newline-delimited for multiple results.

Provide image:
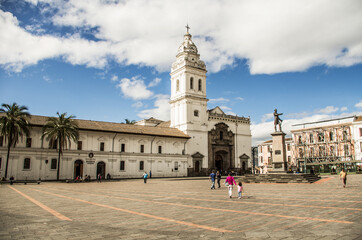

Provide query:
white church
left=0, top=29, right=251, bottom=180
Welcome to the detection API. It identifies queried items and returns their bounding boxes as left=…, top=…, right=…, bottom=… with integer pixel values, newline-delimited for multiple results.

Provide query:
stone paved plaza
left=0, top=175, right=361, bottom=240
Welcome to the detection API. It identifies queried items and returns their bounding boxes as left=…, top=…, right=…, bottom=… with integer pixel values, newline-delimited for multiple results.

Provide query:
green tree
left=123, top=119, right=136, bottom=124
left=42, top=112, right=79, bottom=181
left=0, top=103, right=31, bottom=179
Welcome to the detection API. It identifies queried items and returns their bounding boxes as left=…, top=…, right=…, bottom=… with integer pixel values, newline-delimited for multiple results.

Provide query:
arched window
left=198, top=79, right=202, bottom=91
left=176, top=79, right=180, bottom=92
left=190, top=77, right=194, bottom=89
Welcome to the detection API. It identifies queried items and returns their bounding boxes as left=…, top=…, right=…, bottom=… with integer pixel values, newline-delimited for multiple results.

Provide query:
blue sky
left=1, top=0, right=362, bottom=145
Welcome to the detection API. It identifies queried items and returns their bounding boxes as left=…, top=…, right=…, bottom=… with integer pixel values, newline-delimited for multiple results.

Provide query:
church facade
left=0, top=29, right=251, bottom=180
left=170, top=29, right=251, bottom=176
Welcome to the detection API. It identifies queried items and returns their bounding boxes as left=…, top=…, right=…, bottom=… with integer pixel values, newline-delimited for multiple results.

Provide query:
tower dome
left=172, top=25, right=206, bottom=71
left=177, top=32, right=198, bottom=55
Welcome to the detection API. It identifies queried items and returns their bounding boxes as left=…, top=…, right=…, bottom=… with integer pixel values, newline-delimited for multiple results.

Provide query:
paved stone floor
left=0, top=174, right=361, bottom=240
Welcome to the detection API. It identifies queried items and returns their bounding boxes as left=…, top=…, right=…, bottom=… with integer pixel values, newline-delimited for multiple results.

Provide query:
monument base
left=271, top=131, right=287, bottom=173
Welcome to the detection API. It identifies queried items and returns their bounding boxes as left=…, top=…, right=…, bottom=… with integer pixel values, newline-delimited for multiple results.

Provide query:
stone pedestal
left=270, top=131, right=287, bottom=173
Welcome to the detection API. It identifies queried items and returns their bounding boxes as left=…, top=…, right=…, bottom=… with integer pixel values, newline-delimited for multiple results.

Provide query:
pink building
left=257, top=138, right=294, bottom=174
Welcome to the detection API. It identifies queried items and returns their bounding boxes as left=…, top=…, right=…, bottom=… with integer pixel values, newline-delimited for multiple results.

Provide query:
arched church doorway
left=215, top=150, right=229, bottom=171
left=215, top=154, right=223, bottom=171
left=195, top=161, right=200, bottom=173
left=97, top=161, right=106, bottom=179
left=74, top=160, right=83, bottom=179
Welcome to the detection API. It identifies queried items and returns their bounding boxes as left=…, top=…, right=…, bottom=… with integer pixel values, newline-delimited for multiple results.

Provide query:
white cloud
left=148, top=77, right=161, bottom=87
left=117, top=76, right=153, bottom=100
left=43, top=75, right=50, bottom=82
left=316, top=106, right=339, bottom=114
left=111, top=75, right=118, bottom=82
left=355, top=100, right=362, bottom=108
left=137, top=94, right=170, bottom=121
left=341, top=107, right=348, bottom=111
left=261, top=113, right=273, bottom=123
left=235, top=97, right=244, bottom=101
left=220, top=105, right=231, bottom=111
left=209, top=98, right=229, bottom=103
left=2, top=0, right=362, bottom=74
left=132, top=101, right=144, bottom=108
left=0, top=10, right=112, bottom=72
left=226, top=111, right=236, bottom=116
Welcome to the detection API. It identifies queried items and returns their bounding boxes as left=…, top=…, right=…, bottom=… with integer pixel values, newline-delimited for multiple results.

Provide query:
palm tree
left=0, top=103, right=31, bottom=179
left=42, top=112, right=79, bottom=181
left=123, top=119, right=136, bottom=124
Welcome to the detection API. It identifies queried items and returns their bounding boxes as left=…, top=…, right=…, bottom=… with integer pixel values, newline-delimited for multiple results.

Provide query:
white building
left=0, top=29, right=251, bottom=180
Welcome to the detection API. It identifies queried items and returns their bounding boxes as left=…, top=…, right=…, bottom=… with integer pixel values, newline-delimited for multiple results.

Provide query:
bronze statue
left=274, top=109, right=283, bottom=132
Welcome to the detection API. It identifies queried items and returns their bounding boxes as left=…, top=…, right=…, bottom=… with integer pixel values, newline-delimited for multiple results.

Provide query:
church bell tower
left=170, top=26, right=208, bottom=132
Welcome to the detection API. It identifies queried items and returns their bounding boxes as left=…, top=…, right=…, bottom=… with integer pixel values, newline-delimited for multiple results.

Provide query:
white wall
left=0, top=127, right=189, bottom=180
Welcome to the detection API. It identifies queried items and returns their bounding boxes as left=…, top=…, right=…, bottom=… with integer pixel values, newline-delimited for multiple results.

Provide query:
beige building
left=291, top=116, right=362, bottom=174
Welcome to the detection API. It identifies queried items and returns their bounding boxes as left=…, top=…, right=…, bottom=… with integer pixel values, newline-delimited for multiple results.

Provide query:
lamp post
left=251, top=146, right=257, bottom=174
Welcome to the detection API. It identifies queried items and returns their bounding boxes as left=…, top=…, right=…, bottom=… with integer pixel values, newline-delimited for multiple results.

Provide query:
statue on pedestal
left=274, top=109, right=283, bottom=132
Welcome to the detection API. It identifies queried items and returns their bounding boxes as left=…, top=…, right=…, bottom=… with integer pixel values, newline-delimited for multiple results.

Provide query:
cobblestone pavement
left=0, top=174, right=361, bottom=240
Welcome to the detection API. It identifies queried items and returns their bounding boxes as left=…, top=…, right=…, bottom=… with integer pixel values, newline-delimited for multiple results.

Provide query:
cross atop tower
left=185, top=24, right=190, bottom=34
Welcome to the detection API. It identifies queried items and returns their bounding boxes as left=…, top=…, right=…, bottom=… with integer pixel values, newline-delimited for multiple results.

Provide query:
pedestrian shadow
left=242, top=195, right=255, bottom=199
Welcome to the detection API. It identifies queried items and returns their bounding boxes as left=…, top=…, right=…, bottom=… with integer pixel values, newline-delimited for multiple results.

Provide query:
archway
left=215, top=150, right=229, bottom=171
left=97, top=161, right=106, bottom=179
left=215, top=154, right=223, bottom=171
left=74, top=160, right=83, bottom=179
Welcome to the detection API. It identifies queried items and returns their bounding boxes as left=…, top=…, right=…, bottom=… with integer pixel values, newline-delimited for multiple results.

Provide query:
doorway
left=215, top=154, right=223, bottom=171
left=97, top=161, right=106, bottom=179
left=195, top=161, right=200, bottom=173
left=74, top=160, right=83, bottom=179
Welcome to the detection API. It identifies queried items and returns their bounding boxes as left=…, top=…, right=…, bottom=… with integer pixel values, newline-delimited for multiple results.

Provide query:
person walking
left=224, top=173, right=237, bottom=198
left=209, top=170, right=216, bottom=189
left=339, top=168, right=347, bottom=188
left=216, top=171, right=222, bottom=188
left=237, top=182, right=244, bottom=199
left=97, top=173, right=102, bottom=183
left=143, top=171, right=148, bottom=184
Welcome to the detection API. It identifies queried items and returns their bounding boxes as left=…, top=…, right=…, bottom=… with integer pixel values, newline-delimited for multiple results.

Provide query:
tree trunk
left=56, top=149, right=61, bottom=181
left=4, top=140, right=11, bottom=179
left=4, top=127, right=13, bottom=180
left=56, top=138, right=61, bottom=181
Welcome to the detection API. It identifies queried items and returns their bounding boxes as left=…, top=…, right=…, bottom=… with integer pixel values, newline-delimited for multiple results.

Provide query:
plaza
left=0, top=175, right=361, bottom=240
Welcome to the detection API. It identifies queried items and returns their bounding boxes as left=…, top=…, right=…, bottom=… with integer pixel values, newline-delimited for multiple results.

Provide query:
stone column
left=271, top=131, right=287, bottom=173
